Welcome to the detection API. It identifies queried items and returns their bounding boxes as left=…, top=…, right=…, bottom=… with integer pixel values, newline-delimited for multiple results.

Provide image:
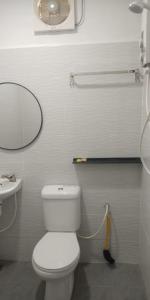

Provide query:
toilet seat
left=32, top=232, right=80, bottom=276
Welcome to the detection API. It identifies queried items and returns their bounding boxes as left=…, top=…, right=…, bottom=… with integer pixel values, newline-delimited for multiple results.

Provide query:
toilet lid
left=33, top=232, right=80, bottom=272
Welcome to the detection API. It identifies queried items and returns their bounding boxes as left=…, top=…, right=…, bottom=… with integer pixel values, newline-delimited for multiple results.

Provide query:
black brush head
left=103, top=250, right=115, bottom=265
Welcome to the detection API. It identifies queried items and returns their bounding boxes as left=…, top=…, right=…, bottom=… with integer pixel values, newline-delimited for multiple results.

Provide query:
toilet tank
left=41, top=185, right=81, bottom=232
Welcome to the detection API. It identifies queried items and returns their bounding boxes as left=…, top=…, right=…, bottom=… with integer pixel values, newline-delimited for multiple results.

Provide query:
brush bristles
left=103, top=250, right=115, bottom=265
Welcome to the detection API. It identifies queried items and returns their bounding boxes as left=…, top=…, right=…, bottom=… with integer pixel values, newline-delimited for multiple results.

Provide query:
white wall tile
left=79, top=239, right=139, bottom=264
left=0, top=0, right=141, bottom=48
left=0, top=42, right=141, bottom=264
left=79, top=213, right=139, bottom=242
left=140, top=73, right=150, bottom=298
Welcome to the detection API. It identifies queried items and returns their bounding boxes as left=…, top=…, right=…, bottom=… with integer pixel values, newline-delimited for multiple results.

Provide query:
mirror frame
left=0, top=82, right=43, bottom=151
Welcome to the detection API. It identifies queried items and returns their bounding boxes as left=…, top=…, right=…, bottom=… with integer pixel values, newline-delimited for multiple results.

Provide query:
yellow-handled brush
left=103, top=211, right=115, bottom=265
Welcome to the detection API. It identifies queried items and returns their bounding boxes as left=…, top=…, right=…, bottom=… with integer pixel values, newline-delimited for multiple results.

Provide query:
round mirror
left=0, top=82, right=43, bottom=150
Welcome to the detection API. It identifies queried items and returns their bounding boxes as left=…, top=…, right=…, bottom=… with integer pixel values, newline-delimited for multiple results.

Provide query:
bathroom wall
left=140, top=72, right=150, bottom=298
left=0, top=0, right=142, bottom=263
left=0, top=0, right=141, bottom=48
left=0, top=41, right=142, bottom=263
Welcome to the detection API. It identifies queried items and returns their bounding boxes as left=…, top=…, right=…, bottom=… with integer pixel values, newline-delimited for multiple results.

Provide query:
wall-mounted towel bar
left=70, top=68, right=142, bottom=88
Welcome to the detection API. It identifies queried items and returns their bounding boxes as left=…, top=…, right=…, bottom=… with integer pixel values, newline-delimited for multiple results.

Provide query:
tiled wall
left=0, top=0, right=141, bottom=48
left=0, top=42, right=142, bottom=263
left=140, top=73, right=150, bottom=299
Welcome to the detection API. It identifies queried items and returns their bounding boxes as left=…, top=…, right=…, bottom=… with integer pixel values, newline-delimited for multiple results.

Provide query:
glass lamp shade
left=36, top=0, right=70, bottom=26
left=48, top=0, right=60, bottom=15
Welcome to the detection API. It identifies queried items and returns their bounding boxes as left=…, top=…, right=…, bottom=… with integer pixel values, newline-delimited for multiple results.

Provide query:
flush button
left=58, top=187, right=64, bottom=191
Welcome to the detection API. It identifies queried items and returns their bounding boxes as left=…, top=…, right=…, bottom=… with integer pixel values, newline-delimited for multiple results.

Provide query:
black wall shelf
left=73, top=157, right=141, bottom=164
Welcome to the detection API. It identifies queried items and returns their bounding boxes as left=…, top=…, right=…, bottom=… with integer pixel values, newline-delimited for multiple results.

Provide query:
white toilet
left=32, top=185, right=81, bottom=300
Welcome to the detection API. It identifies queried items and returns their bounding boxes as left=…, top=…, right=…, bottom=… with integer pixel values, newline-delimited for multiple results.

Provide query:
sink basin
left=0, top=179, right=22, bottom=201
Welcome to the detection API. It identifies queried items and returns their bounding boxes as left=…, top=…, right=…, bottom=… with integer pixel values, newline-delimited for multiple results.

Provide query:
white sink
left=0, top=179, right=22, bottom=201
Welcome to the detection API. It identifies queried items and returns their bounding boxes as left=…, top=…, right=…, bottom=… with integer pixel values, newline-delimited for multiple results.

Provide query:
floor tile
left=0, top=261, right=146, bottom=300
left=72, top=286, right=147, bottom=300
left=77, top=263, right=144, bottom=288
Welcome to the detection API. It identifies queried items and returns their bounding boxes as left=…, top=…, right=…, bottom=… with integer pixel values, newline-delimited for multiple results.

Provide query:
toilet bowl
left=32, top=185, right=81, bottom=300
left=32, top=232, right=80, bottom=300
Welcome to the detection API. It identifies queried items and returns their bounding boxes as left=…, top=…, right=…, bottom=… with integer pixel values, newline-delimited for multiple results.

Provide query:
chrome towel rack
left=70, top=68, right=143, bottom=88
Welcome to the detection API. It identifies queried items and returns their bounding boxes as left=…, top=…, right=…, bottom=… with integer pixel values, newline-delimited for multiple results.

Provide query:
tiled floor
left=0, top=261, right=146, bottom=300
left=72, top=263, right=147, bottom=300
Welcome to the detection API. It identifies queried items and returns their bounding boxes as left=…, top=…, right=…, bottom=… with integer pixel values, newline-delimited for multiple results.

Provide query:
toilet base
left=45, top=273, right=74, bottom=300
